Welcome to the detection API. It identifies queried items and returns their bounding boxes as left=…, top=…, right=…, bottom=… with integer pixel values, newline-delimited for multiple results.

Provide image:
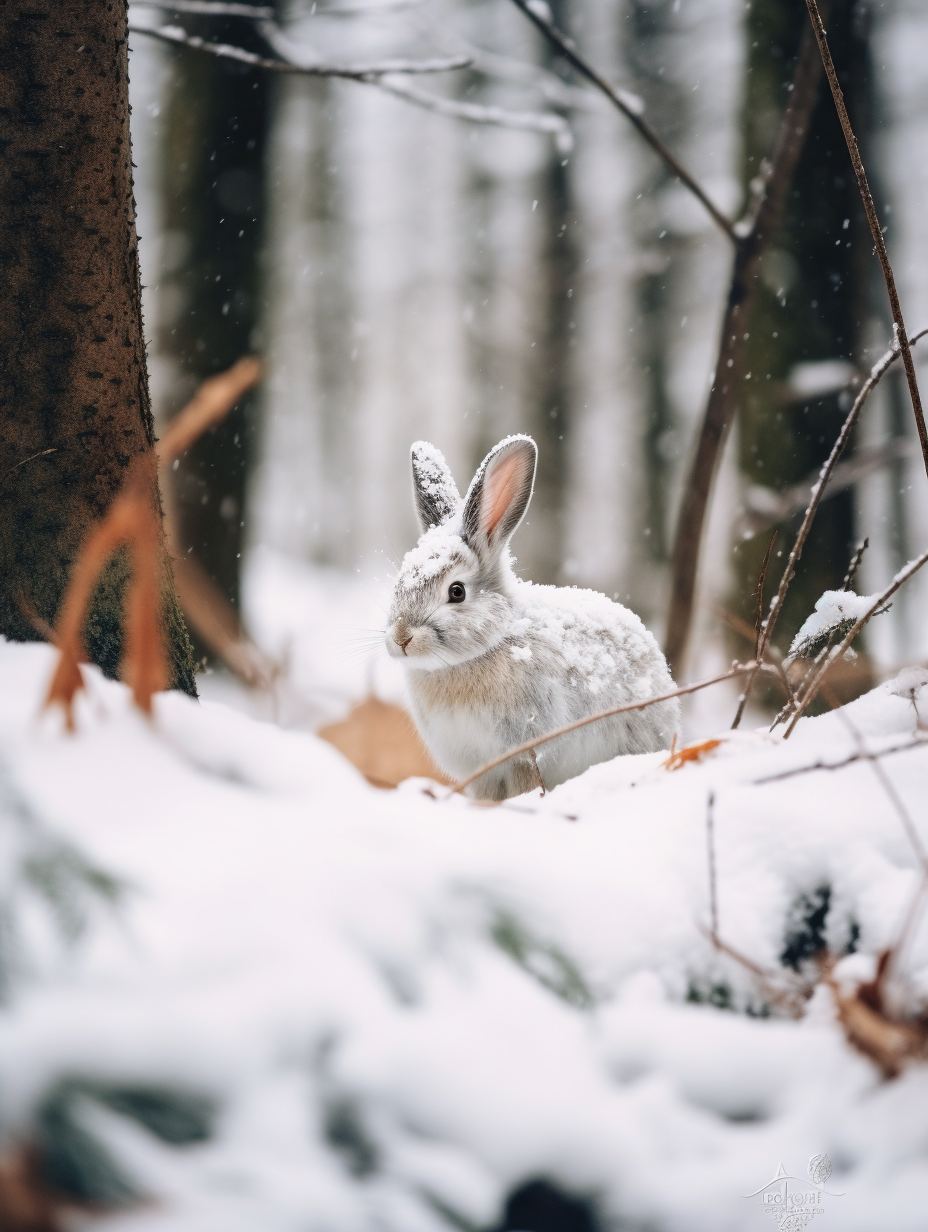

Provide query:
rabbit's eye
left=448, top=582, right=466, bottom=604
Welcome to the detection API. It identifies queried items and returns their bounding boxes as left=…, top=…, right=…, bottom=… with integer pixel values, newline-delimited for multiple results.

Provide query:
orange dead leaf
left=169, top=541, right=276, bottom=690
left=319, top=697, right=451, bottom=789
left=44, top=478, right=150, bottom=728
left=663, top=736, right=723, bottom=771
left=0, top=1148, right=60, bottom=1232
left=158, top=357, right=262, bottom=464
left=827, top=954, right=928, bottom=1078
left=44, top=358, right=263, bottom=729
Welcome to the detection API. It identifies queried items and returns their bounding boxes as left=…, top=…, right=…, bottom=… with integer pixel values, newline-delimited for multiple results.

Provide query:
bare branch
left=736, top=330, right=928, bottom=722
left=257, top=18, right=572, bottom=141
left=664, top=21, right=823, bottom=674
left=134, top=17, right=571, bottom=140
left=705, top=791, right=719, bottom=943
left=753, top=734, right=927, bottom=785
left=132, top=0, right=275, bottom=16
left=730, top=531, right=779, bottom=729
left=738, top=438, right=919, bottom=539
left=784, top=547, right=928, bottom=735
left=451, top=661, right=766, bottom=795
left=130, top=20, right=471, bottom=78
left=507, top=0, right=736, bottom=242
left=803, top=0, right=928, bottom=481
left=831, top=704, right=928, bottom=872
left=373, top=75, right=571, bottom=141
left=295, top=0, right=427, bottom=14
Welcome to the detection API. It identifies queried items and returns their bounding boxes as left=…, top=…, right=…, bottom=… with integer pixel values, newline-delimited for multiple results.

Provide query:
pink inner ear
left=482, top=451, right=524, bottom=539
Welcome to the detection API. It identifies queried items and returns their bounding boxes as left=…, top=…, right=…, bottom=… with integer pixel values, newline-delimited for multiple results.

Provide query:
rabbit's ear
left=411, top=441, right=461, bottom=531
left=462, top=435, right=537, bottom=557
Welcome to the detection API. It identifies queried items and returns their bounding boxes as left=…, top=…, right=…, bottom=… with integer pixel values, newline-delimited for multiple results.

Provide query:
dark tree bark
left=521, top=0, right=575, bottom=583
left=156, top=3, right=272, bottom=632
left=0, top=0, right=196, bottom=694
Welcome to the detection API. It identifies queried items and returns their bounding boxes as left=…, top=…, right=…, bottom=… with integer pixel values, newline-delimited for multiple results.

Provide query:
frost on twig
left=131, top=21, right=471, bottom=79
left=130, top=10, right=573, bottom=142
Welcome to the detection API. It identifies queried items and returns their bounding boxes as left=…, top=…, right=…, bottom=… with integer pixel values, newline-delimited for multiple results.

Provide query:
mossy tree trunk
left=734, top=0, right=873, bottom=689
left=0, top=0, right=196, bottom=694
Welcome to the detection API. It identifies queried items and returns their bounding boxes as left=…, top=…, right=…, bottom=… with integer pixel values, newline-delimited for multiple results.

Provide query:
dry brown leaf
left=44, top=358, right=263, bottom=730
left=170, top=549, right=276, bottom=689
left=828, top=953, right=928, bottom=1078
left=44, top=479, right=150, bottom=728
left=158, top=357, right=261, bottom=464
left=319, top=697, right=451, bottom=789
left=122, top=487, right=169, bottom=714
left=0, top=1149, right=59, bottom=1232
left=664, top=736, right=723, bottom=771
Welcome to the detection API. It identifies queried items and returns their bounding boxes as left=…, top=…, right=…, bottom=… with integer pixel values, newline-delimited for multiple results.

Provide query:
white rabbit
left=386, top=435, right=679, bottom=800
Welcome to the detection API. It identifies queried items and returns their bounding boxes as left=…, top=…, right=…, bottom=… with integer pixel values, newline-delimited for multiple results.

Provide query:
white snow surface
left=2, top=640, right=928, bottom=1229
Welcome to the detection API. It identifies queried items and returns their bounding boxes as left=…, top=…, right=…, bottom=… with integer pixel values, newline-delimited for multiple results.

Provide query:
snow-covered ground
left=2, top=635, right=928, bottom=1229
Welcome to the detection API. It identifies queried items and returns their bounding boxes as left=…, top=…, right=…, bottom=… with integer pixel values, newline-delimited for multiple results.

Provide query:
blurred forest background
left=129, top=0, right=928, bottom=702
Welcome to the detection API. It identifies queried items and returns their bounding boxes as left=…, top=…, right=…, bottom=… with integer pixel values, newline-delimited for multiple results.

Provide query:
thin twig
left=738, top=438, right=919, bottom=539
left=130, top=21, right=470, bottom=78
left=752, top=531, right=778, bottom=661
left=159, top=357, right=261, bottom=462
left=731, top=531, right=779, bottom=729
left=451, top=661, right=764, bottom=795
left=736, top=330, right=928, bottom=723
left=2, top=447, right=58, bottom=483
left=360, top=75, right=571, bottom=142
left=772, top=538, right=872, bottom=729
left=783, top=548, right=928, bottom=735
left=507, top=0, right=736, bottom=242
left=803, top=0, right=928, bottom=481
left=294, top=0, right=427, bottom=14
left=831, top=703, right=927, bottom=869
left=664, top=20, right=823, bottom=673
left=257, top=18, right=569, bottom=142
left=753, top=734, right=927, bottom=785
left=132, top=0, right=274, bottom=15
left=827, top=702, right=928, bottom=1001
left=705, top=790, right=719, bottom=942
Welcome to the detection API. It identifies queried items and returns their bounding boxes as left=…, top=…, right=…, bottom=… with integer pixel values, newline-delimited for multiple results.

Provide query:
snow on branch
left=130, top=14, right=573, bottom=140
left=373, top=76, right=572, bottom=143
left=132, top=0, right=275, bottom=16
left=784, top=547, right=928, bottom=735
left=787, top=589, right=887, bottom=661
left=130, top=20, right=472, bottom=79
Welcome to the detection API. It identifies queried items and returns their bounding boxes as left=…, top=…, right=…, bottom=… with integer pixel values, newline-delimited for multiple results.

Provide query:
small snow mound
left=888, top=667, right=928, bottom=700
left=789, top=589, right=879, bottom=659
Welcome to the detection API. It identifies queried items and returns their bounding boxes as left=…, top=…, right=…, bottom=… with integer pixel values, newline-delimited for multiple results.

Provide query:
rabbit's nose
left=396, top=634, right=413, bottom=655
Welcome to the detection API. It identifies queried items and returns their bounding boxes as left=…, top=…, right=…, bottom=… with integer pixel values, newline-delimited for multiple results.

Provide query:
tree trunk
left=734, top=0, right=873, bottom=702
left=155, top=3, right=272, bottom=635
left=0, top=0, right=196, bottom=694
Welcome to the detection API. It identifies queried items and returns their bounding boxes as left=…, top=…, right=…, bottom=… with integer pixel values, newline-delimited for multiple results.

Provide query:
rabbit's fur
left=386, top=435, right=679, bottom=800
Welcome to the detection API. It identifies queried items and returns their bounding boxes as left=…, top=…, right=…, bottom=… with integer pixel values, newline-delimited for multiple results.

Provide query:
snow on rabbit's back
left=386, top=435, right=679, bottom=800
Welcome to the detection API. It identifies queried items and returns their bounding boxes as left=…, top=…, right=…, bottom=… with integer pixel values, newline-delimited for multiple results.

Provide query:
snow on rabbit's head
left=385, top=435, right=536, bottom=670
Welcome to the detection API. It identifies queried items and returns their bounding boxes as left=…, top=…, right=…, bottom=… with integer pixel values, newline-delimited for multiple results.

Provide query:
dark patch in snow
left=487, top=1178, right=604, bottom=1232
